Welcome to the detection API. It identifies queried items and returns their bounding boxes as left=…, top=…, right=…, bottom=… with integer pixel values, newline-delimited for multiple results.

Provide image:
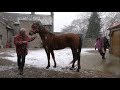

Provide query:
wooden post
left=31, top=12, right=35, bottom=15
left=51, top=12, right=54, bottom=32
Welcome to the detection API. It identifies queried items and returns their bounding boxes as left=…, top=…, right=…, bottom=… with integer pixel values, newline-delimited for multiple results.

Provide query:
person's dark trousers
left=98, top=49, right=105, bottom=59
left=17, top=54, right=26, bottom=73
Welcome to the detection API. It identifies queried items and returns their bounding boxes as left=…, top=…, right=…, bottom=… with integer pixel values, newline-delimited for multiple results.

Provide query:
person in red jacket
left=14, top=28, right=37, bottom=75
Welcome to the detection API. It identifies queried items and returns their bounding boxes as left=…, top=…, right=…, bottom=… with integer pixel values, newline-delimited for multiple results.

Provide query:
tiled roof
left=0, top=13, right=52, bottom=25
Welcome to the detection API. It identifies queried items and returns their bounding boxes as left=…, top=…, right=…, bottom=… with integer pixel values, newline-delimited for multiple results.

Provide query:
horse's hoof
left=53, top=66, right=56, bottom=68
left=46, top=66, right=50, bottom=69
left=70, top=67, right=74, bottom=70
left=76, top=69, right=80, bottom=72
left=102, top=57, right=106, bottom=60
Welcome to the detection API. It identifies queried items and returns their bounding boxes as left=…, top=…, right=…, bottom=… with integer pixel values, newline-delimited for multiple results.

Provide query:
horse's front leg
left=46, top=52, right=50, bottom=69
left=51, top=50, right=56, bottom=68
left=45, top=48, right=50, bottom=69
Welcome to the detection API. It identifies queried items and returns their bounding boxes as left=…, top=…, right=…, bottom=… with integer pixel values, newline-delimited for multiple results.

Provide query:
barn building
left=108, top=24, right=120, bottom=57
left=0, top=12, right=53, bottom=48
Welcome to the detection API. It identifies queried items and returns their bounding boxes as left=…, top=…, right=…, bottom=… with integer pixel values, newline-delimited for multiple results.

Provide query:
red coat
left=14, top=34, right=35, bottom=55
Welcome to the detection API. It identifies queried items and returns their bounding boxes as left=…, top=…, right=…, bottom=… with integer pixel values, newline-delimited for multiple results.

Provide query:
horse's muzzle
left=29, top=32, right=33, bottom=36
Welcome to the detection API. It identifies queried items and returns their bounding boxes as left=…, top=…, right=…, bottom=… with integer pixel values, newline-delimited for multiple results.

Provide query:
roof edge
left=107, top=24, right=120, bottom=30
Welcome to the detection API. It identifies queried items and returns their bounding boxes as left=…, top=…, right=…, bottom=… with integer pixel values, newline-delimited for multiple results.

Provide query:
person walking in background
left=14, top=28, right=37, bottom=75
left=95, top=37, right=106, bottom=60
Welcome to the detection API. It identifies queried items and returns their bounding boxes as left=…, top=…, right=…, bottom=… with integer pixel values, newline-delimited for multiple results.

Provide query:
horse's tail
left=70, top=35, right=82, bottom=64
left=79, top=35, right=82, bottom=53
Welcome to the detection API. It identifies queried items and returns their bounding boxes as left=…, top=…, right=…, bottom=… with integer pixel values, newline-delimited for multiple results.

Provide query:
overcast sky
left=54, top=12, right=83, bottom=32
left=7, top=12, right=86, bottom=32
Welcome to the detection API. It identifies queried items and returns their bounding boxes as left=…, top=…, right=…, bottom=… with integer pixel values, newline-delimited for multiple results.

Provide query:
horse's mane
left=49, top=32, right=55, bottom=36
left=42, top=25, right=55, bottom=36
left=36, top=21, right=55, bottom=36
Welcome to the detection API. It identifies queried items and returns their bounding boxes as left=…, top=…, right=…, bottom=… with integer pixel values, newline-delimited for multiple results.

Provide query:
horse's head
left=29, top=22, right=43, bottom=36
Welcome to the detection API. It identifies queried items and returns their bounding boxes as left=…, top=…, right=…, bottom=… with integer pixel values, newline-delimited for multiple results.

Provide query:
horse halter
left=29, top=22, right=45, bottom=36
left=30, top=23, right=39, bottom=34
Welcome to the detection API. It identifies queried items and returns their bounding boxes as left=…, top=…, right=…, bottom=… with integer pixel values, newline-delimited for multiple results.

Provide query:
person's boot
left=102, top=53, right=105, bottom=60
left=103, top=56, right=105, bottom=59
left=102, top=56, right=104, bottom=59
left=18, top=67, right=20, bottom=70
left=19, top=71, right=23, bottom=75
left=19, top=69, right=23, bottom=75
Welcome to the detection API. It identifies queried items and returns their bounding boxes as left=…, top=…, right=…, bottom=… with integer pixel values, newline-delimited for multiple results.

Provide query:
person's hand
left=23, top=41, right=28, bottom=44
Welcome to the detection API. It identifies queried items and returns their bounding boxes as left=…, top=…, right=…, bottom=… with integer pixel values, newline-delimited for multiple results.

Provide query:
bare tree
left=62, top=12, right=91, bottom=38
left=100, top=12, right=120, bottom=37
left=62, top=12, right=120, bottom=39
left=62, top=25, right=76, bottom=33
left=71, top=18, right=89, bottom=38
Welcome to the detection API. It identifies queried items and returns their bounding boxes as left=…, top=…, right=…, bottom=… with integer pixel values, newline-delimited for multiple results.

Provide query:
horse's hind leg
left=70, top=49, right=77, bottom=70
left=77, top=52, right=81, bottom=72
left=51, top=50, right=56, bottom=68
left=70, top=60, right=76, bottom=70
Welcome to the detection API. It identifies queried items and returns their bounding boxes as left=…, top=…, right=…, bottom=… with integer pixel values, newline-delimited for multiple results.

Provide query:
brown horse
left=29, top=22, right=82, bottom=72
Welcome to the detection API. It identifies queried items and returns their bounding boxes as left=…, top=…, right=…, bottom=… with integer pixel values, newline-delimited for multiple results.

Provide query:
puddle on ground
left=81, top=50, right=120, bottom=77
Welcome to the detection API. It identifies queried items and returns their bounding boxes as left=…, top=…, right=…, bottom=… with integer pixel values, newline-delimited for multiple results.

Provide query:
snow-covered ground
left=0, top=48, right=95, bottom=71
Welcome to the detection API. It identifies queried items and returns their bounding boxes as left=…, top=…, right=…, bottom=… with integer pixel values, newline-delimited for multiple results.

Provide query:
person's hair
left=19, top=28, right=26, bottom=33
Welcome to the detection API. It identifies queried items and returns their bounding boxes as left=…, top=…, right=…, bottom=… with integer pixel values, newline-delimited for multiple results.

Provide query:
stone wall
left=0, top=13, right=53, bottom=48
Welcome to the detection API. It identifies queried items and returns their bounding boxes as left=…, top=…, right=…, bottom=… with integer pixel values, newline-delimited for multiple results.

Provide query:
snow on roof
left=107, top=23, right=120, bottom=30
left=1, top=13, right=52, bottom=25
